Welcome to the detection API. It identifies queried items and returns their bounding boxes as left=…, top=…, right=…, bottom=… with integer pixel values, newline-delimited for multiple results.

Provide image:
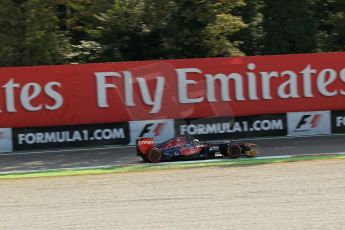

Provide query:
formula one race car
left=136, top=136, right=258, bottom=163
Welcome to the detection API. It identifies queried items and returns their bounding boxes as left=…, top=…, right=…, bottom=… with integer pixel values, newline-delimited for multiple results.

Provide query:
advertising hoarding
left=13, top=123, right=130, bottom=150
left=0, top=52, right=344, bottom=128
left=331, top=110, right=345, bottom=133
left=287, top=111, right=331, bottom=136
left=175, top=114, right=287, bottom=140
left=129, top=119, right=175, bottom=144
left=0, top=128, right=13, bottom=153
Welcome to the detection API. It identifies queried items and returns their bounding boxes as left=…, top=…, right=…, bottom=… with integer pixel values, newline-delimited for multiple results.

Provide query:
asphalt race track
left=0, top=135, right=345, bottom=173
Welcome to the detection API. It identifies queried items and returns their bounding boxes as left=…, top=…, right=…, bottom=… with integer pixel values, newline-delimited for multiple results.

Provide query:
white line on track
left=0, top=145, right=135, bottom=157
left=1, top=152, right=345, bottom=175
left=158, top=152, right=345, bottom=165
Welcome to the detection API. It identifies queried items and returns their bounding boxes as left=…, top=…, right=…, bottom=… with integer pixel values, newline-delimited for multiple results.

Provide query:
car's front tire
left=226, top=144, right=241, bottom=159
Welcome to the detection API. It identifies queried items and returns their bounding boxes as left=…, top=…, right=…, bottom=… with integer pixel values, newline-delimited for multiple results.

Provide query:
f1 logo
left=296, top=114, right=322, bottom=130
left=130, top=119, right=174, bottom=144
left=139, top=122, right=166, bottom=137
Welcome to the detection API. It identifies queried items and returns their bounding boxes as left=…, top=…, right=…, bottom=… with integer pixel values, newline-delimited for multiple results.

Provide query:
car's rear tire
left=226, top=144, right=241, bottom=159
left=147, top=147, right=162, bottom=163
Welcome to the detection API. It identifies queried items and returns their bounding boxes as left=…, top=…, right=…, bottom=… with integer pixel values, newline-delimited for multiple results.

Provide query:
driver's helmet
left=192, top=139, right=200, bottom=145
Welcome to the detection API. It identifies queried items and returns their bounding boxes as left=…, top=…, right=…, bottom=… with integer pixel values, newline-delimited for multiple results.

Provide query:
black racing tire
left=147, top=147, right=162, bottom=163
left=226, top=144, right=241, bottom=159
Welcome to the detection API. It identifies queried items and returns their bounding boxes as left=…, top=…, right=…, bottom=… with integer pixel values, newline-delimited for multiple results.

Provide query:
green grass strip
left=1, top=154, right=345, bottom=180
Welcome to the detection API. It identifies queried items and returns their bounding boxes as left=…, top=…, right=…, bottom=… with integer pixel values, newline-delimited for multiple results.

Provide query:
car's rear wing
left=136, top=137, right=154, bottom=156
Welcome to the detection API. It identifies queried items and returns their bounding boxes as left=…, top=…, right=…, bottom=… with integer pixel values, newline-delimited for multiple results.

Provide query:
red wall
left=0, top=52, right=345, bottom=128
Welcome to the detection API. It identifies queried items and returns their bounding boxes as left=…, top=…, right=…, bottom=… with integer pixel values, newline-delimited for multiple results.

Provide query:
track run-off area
left=0, top=135, right=345, bottom=229
left=0, top=157, right=344, bottom=229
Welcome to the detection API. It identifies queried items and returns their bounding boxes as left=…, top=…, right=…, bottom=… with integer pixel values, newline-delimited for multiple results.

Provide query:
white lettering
left=278, top=71, right=299, bottom=98
left=44, top=82, right=63, bottom=110
left=18, top=134, right=25, bottom=145
left=300, top=65, right=316, bottom=97
left=317, top=69, right=337, bottom=96
left=72, top=131, right=82, bottom=141
left=2, top=79, right=20, bottom=112
left=137, top=77, right=165, bottom=113
left=123, top=71, right=135, bottom=106
left=94, top=129, right=124, bottom=140
left=36, top=133, right=44, bottom=143
left=95, top=72, right=121, bottom=107
left=247, top=63, right=259, bottom=100
left=336, top=117, right=345, bottom=127
left=20, top=83, right=42, bottom=111
left=205, top=73, right=245, bottom=102
left=177, top=68, right=204, bottom=103
left=340, top=68, right=345, bottom=95
left=260, top=71, right=279, bottom=99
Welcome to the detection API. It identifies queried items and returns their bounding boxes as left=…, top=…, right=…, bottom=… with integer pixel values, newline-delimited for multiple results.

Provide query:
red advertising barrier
left=0, top=52, right=345, bottom=128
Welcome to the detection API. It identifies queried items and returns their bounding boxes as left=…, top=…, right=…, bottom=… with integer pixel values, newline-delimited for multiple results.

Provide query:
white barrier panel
left=129, top=119, right=175, bottom=144
left=287, top=111, right=331, bottom=136
left=0, top=128, right=13, bottom=153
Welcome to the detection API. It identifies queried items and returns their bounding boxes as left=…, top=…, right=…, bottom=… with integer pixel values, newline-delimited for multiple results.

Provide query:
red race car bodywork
left=136, top=136, right=258, bottom=163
